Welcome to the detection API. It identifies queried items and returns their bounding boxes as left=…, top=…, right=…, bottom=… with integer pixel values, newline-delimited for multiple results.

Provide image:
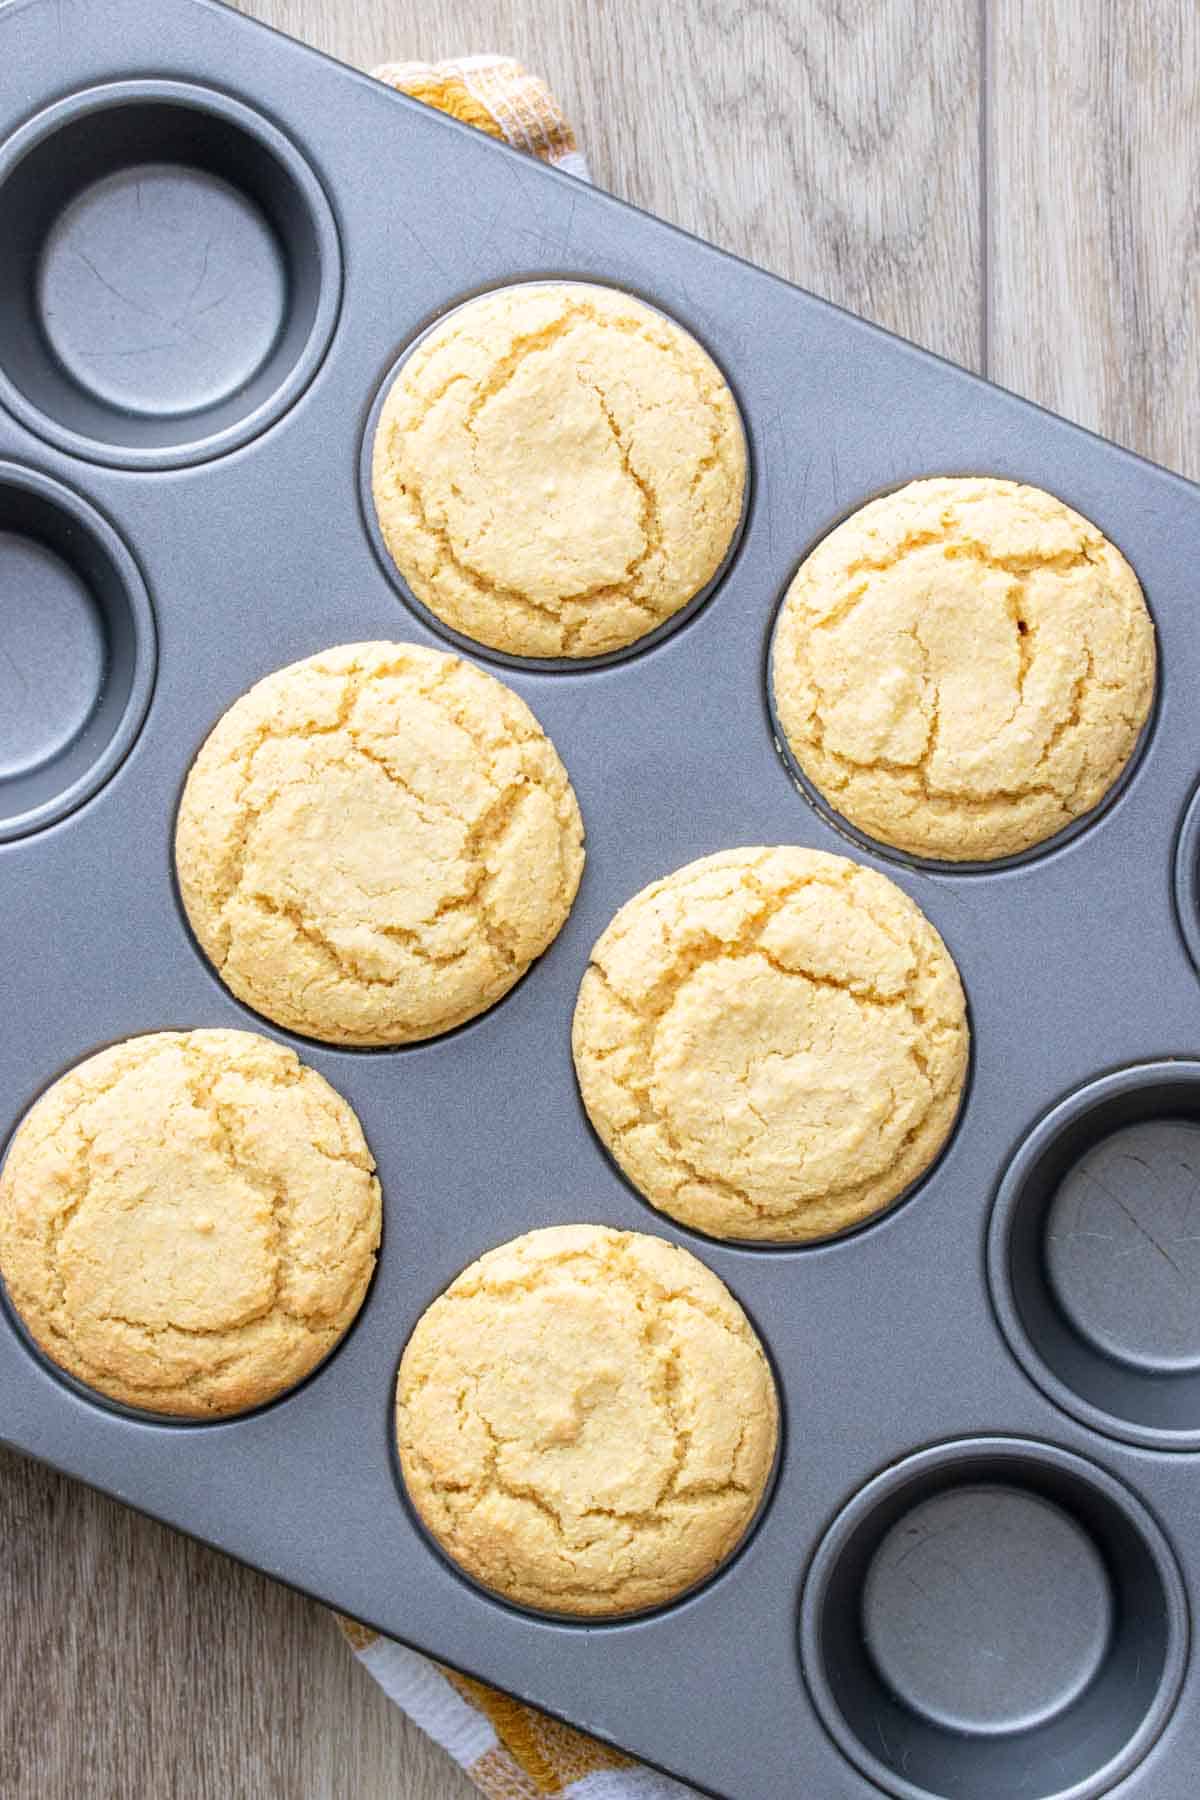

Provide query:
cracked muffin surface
left=175, top=641, right=585, bottom=1046
left=0, top=1029, right=381, bottom=1416
left=771, top=477, right=1156, bottom=861
left=395, top=1223, right=778, bottom=1616
left=370, top=282, right=746, bottom=658
left=573, top=847, right=968, bottom=1242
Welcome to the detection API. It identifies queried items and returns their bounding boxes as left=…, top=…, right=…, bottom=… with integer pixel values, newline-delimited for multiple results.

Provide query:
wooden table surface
left=3, top=3, right=1199, bottom=1795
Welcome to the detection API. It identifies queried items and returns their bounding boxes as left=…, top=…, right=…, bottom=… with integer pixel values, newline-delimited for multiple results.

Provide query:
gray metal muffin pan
left=2, top=2, right=1200, bottom=1795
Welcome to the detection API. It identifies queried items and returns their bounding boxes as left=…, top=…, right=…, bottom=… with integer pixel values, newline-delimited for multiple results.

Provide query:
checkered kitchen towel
left=373, top=55, right=590, bottom=180
left=340, top=1613, right=692, bottom=1798
left=338, top=57, right=691, bottom=1800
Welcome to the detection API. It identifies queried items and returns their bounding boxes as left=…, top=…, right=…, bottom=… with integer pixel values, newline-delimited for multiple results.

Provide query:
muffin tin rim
left=1171, top=780, right=1200, bottom=977
left=798, top=1432, right=1192, bottom=1800
left=0, top=456, right=158, bottom=840
left=0, top=75, right=345, bottom=470
left=987, top=1058, right=1200, bottom=1453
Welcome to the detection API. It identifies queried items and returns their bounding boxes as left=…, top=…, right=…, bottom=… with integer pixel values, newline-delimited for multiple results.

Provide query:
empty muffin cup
left=0, top=81, right=341, bottom=468
left=800, top=1437, right=1187, bottom=1800
left=0, top=463, right=156, bottom=839
left=989, top=1062, right=1200, bottom=1449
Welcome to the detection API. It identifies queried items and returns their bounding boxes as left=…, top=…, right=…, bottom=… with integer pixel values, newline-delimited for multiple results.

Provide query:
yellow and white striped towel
left=373, top=55, right=590, bottom=181
left=340, top=59, right=692, bottom=1800
left=341, top=1615, right=693, bottom=1798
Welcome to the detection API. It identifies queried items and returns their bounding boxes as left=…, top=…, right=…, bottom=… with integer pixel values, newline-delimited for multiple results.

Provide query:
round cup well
left=0, top=81, right=341, bottom=468
left=801, top=1437, right=1187, bottom=1800
left=989, top=1062, right=1200, bottom=1449
left=0, top=463, right=155, bottom=838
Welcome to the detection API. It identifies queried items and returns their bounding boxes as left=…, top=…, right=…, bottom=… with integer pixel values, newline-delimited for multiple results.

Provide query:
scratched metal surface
left=1, top=3, right=1200, bottom=1796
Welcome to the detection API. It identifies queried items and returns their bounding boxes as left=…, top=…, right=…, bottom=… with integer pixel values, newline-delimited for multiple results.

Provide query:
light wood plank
left=0, top=1448, right=475, bottom=1799
left=237, top=0, right=983, bottom=365
left=991, top=0, right=1200, bottom=476
left=4, top=2, right=983, bottom=1795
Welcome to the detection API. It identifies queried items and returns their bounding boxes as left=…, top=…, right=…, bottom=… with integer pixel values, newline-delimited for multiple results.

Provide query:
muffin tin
left=2, top=2, right=1200, bottom=1795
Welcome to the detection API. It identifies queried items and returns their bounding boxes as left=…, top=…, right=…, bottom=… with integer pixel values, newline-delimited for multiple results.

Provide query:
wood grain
left=239, top=0, right=983, bottom=365
left=0, top=1447, right=476, bottom=1799
left=990, top=0, right=1200, bottom=476
left=4, top=2, right=1198, bottom=1796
